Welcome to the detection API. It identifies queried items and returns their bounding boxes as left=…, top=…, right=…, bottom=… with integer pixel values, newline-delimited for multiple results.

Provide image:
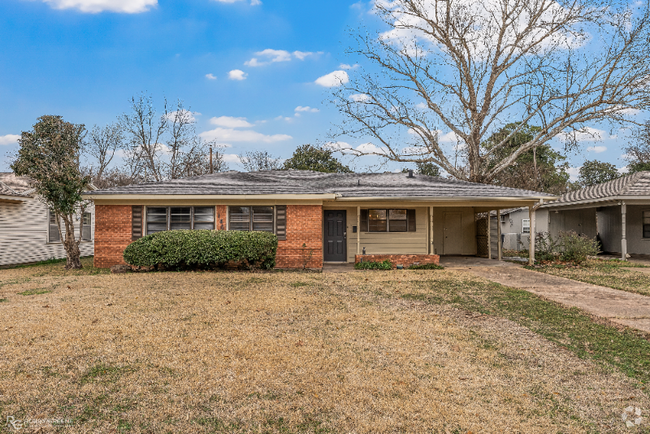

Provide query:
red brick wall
left=93, top=204, right=324, bottom=269
left=354, top=254, right=440, bottom=269
left=276, top=205, right=323, bottom=269
left=94, top=205, right=132, bottom=268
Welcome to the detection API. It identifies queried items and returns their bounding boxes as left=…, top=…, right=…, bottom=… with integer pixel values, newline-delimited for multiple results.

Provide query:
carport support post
left=487, top=212, right=492, bottom=259
left=429, top=206, right=434, bottom=255
left=621, top=202, right=627, bottom=260
left=356, top=206, right=361, bottom=256
left=528, top=205, right=536, bottom=265
left=497, top=209, right=502, bottom=261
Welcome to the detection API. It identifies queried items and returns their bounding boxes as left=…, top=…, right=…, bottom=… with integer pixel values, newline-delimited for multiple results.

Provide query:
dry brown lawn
left=0, top=259, right=648, bottom=433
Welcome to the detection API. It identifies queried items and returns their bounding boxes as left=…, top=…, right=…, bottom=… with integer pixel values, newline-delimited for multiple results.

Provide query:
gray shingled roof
left=89, top=170, right=555, bottom=199
left=542, top=171, right=650, bottom=207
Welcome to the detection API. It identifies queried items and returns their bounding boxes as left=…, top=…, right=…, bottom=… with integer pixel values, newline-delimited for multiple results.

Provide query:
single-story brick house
left=83, top=170, right=555, bottom=269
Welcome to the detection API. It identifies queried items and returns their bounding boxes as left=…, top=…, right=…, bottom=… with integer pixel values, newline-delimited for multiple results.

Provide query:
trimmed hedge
left=123, top=230, right=278, bottom=270
left=354, top=260, right=392, bottom=270
left=408, top=263, right=444, bottom=270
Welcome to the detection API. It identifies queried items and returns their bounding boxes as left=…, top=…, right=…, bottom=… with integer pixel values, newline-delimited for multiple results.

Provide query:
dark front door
left=324, top=210, right=346, bottom=262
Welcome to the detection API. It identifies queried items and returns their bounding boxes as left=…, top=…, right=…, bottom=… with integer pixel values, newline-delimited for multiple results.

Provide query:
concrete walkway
left=458, top=263, right=650, bottom=333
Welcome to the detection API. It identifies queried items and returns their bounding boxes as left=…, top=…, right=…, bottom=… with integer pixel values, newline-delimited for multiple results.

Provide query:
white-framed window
left=48, top=212, right=61, bottom=243
left=146, top=206, right=215, bottom=234
left=522, top=218, right=530, bottom=233
left=82, top=212, right=92, bottom=241
left=500, top=214, right=507, bottom=224
left=228, top=206, right=275, bottom=232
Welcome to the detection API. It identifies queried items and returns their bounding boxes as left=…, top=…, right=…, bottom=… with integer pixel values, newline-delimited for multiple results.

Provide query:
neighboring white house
left=0, top=173, right=95, bottom=267
left=498, top=207, right=550, bottom=251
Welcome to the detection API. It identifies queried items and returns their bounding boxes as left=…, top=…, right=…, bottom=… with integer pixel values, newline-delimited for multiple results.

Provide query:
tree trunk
left=62, top=214, right=83, bottom=269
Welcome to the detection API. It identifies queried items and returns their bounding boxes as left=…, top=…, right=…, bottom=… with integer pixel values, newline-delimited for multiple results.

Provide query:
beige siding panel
left=345, top=208, right=428, bottom=262
left=0, top=199, right=94, bottom=266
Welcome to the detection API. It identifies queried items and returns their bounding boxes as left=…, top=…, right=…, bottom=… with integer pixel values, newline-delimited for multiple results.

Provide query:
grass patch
left=401, top=276, right=650, bottom=387
left=0, top=298, right=7, bottom=303
left=408, top=263, right=444, bottom=270
left=17, top=288, right=51, bottom=296
left=79, top=364, right=136, bottom=385
left=528, top=259, right=650, bottom=296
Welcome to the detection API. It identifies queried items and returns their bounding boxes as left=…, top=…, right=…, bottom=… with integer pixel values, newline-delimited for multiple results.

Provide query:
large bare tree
left=334, top=0, right=650, bottom=183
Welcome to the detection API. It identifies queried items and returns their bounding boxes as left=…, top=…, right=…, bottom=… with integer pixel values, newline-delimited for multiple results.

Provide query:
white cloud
left=0, top=134, right=20, bottom=146
left=165, top=110, right=197, bottom=123
left=339, top=63, right=359, bottom=70
left=567, top=167, right=581, bottom=181
left=42, top=0, right=156, bottom=13
left=245, top=49, right=321, bottom=67
left=557, top=127, right=608, bottom=143
left=222, top=154, right=242, bottom=164
left=618, top=166, right=629, bottom=175
left=327, top=141, right=387, bottom=155
left=295, top=106, right=319, bottom=113
left=200, top=128, right=291, bottom=143
left=350, top=93, right=371, bottom=102
left=415, top=102, right=428, bottom=109
left=228, top=69, right=247, bottom=80
left=209, top=116, right=254, bottom=128
left=587, top=145, right=607, bottom=153
left=275, top=116, right=294, bottom=122
left=315, top=70, right=349, bottom=87
left=293, top=51, right=321, bottom=60
left=205, top=73, right=217, bottom=80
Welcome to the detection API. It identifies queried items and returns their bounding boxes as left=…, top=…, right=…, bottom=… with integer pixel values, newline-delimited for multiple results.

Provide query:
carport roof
left=86, top=170, right=556, bottom=201
left=542, top=171, right=650, bottom=208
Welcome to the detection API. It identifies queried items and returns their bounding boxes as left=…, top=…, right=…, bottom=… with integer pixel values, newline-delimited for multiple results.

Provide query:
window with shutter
left=228, top=206, right=275, bottom=233
left=364, top=209, right=415, bottom=232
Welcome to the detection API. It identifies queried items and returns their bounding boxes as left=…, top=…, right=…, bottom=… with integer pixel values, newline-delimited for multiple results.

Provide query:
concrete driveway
left=445, top=258, right=650, bottom=334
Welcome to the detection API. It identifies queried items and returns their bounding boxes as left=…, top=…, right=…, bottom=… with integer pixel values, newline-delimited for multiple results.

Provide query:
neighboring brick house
left=83, top=170, right=555, bottom=269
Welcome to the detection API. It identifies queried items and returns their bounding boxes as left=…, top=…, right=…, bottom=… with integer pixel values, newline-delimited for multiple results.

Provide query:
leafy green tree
left=625, top=121, right=650, bottom=174
left=578, top=160, right=620, bottom=187
left=11, top=115, right=91, bottom=269
left=402, top=161, right=440, bottom=177
left=483, top=123, right=571, bottom=194
left=283, top=144, right=352, bottom=173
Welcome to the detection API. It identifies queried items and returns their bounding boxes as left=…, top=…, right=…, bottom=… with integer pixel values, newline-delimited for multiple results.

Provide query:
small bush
left=354, top=260, right=392, bottom=270
left=558, top=231, right=600, bottom=265
left=123, top=230, right=277, bottom=271
left=535, top=232, right=560, bottom=263
left=408, top=263, right=444, bottom=270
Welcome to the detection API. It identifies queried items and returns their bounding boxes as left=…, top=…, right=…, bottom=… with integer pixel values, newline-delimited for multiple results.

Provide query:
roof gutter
left=83, top=193, right=338, bottom=201
left=333, top=196, right=557, bottom=202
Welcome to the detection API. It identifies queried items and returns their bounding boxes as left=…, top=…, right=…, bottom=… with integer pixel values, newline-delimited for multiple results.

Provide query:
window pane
left=194, top=222, right=215, bottom=230
left=253, top=222, right=274, bottom=232
left=82, top=225, right=91, bottom=241
left=147, top=208, right=168, bottom=234
left=389, top=220, right=407, bottom=232
left=170, top=208, right=191, bottom=222
left=645, top=224, right=650, bottom=238
left=147, top=208, right=167, bottom=222
left=389, top=209, right=407, bottom=220
left=193, top=207, right=215, bottom=222
left=644, top=212, right=650, bottom=224
left=230, top=222, right=250, bottom=231
left=83, top=212, right=91, bottom=225
left=230, top=206, right=250, bottom=215
left=230, top=206, right=251, bottom=231
left=369, top=220, right=387, bottom=232
left=369, top=209, right=387, bottom=220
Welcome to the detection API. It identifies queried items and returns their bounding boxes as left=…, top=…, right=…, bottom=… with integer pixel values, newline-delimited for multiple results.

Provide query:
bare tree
left=119, top=94, right=168, bottom=182
left=85, top=123, right=124, bottom=186
left=239, top=151, right=282, bottom=171
left=334, top=0, right=650, bottom=183
left=624, top=121, right=650, bottom=173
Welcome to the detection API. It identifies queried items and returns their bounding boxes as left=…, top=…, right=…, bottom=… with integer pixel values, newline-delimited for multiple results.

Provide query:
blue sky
left=0, top=0, right=637, bottom=177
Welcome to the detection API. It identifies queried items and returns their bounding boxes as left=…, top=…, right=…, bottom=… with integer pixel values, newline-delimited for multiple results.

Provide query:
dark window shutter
left=360, top=209, right=369, bottom=232
left=407, top=209, right=416, bottom=232
left=132, top=206, right=143, bottom=240
left=275, top=205, right=287, bottom=240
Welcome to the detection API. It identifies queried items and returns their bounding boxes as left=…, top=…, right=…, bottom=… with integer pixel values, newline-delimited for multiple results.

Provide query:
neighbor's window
left=644, top=211, right=650, bottom=238
left=369, top=209, right=408, bottom=232
left=522, top=219, right=530, bottom=233
left=82, top=212, right=92, bottom=241
left=146, top=207, right=215, bottom=234
left=228, top=206, right=275, bottom=232
left=48, top=212, right=60, bottom=243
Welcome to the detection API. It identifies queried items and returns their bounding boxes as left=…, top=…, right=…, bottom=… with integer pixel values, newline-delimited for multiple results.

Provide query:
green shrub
left=354, top=260, right=393, bottom=270
left=123, top=230, right=278, bottom=270
left=408, top=263, right=444, bottom=270
left=535, top=232, right=559, bottom=262
left=558, top=231, right=600, bottom=265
